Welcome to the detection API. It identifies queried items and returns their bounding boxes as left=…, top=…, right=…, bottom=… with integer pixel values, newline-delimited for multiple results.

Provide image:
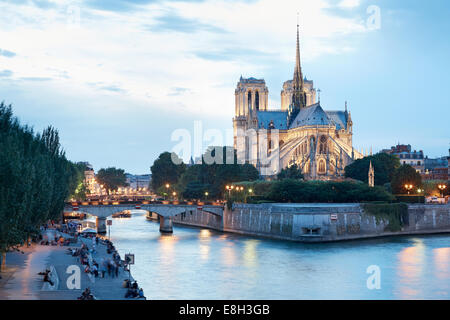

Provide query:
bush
left=362, top=203, right=409, bottom=232
left=264, top=180, right=395, bottom=203
left=395, top=195, right=425, bottom=204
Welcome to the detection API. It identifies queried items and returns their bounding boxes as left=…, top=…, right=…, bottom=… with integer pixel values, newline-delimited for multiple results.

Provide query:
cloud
left=337, top=0, right=361, bottom=9
left=0, top=70, right=13, bottom=77
left=20, top=77, right=52, bottom=81
left=84, top=0, right=159, bottom=12
left=0, top=0, right=371, bottom=120
left=193, top=47, right=276, bottom=61
left=0, top=48, right=16, bottom=58
left=87, top=82, right=127, bottom=94
left=147, top=11, right=227, bottom=33
left=168, top=87, right=191, bottom=96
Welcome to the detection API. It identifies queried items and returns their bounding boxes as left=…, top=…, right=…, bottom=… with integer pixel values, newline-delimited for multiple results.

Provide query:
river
left=107, top=211, right=449, bottom=300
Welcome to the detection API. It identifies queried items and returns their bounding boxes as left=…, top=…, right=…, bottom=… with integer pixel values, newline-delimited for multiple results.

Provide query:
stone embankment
left=170, top=203, right=450, bottom=242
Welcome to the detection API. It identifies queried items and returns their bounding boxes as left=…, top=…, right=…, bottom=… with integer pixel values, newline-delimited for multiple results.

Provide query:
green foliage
left=362, top=203, right=408, bottom=232
left=0, top=102, right=82, bottom=258
left=96, top=167, right=128, bottom=194
left=150, top=152, right=186, bottom=192
left=182, top=181, right=210, bottom=200
left=422, top=180, right=449, bottom=197
left=277, top=164, right=304, bottom=180
left=262, top=180, right=395, bottom=203
left=391, top=164, right=422, bottom=194
left=174, top=146, right=259, bottom=199
left=395, top=195, right=425, bottom=204
left=345, top=153, right=400, bottom=185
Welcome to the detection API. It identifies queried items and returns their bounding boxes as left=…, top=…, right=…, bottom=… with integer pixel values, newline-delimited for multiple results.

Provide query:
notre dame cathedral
left=233, top=23, right=363, bottom=180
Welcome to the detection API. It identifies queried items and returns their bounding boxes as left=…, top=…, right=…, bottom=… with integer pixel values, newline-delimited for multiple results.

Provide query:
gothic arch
left=319, top=135, right=327, bottom=154
left=318, top=159, right=326, bottom=174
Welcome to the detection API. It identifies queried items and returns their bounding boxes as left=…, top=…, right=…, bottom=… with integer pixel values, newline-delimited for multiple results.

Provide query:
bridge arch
left=64, top=204, right=223, bottom=234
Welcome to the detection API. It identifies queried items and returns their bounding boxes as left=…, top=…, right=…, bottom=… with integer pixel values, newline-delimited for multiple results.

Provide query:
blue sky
left=0, top=0, right=449, bottom=173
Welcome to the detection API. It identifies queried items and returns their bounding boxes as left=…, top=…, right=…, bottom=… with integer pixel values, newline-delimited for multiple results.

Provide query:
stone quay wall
left=170, top=203, right=450, bottom=243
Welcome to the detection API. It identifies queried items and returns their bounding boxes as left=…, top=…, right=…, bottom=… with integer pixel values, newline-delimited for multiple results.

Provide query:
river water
left=108, top=211, right=449, bottom=300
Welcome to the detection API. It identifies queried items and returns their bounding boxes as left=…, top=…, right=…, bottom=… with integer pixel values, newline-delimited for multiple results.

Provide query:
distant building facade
left=382, top=144, right=425, bottom=173
left=81, top=162, right=98, bottom=194
left=423, top=153, right=449, bottom=181
left=126, top=174, right=151, bottom=190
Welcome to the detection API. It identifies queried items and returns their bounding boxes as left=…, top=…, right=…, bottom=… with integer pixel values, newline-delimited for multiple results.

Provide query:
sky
left=0, top=0, right=449, bottom=174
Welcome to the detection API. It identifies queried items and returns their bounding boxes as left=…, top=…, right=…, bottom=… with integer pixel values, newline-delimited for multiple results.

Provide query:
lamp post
left=438, top=184, right=447, bottom=198
left=165, top=183, right=170, bottom=201
left=246, top=188, right=253, bottom=203
left=417, top=189, right=423, bottom=203
left=225, top=185, right=234, bottom=199
left=204, top=191, right=209, bottom=202
left=404, top=184, right=413, bottom=195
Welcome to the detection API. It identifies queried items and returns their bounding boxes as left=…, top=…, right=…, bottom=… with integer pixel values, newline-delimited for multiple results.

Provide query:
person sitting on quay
left=138, top=288, right=146, bottom=300
left=78, top=288, right=95, bottom=300
left=124, top=287, right=139, bottom=299
left=38, top=269, right=54, bottom=286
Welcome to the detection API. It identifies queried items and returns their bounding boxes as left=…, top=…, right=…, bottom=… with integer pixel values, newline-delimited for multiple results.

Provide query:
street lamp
left=438, top=184, right=447, bottom=198
left=225, top=185, right=234, bottom=198
left=404, top=184, right=413, bottom=195
left=204, top=191, right=209, bottom=201
left=172, top=191, right=177, bottom=200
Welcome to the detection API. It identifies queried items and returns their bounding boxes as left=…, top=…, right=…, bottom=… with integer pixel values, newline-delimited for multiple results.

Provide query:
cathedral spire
left=294, top=16, right=303, bottom=91
left=290, top=15, right=307, bottom=116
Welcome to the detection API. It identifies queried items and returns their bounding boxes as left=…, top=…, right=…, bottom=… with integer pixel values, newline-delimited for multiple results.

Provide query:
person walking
left=114, top=261, right=119, bottom=278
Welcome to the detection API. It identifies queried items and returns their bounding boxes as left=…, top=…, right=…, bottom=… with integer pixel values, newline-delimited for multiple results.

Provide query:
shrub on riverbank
left=233, top=179, right=395, bottom=203
left=0, top=102, right=84, bottom=265
left=362, top=203, right=408, bottom=232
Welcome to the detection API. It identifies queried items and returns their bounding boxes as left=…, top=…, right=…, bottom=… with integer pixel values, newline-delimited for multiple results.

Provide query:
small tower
left=368, top=161, right=375, bottom=187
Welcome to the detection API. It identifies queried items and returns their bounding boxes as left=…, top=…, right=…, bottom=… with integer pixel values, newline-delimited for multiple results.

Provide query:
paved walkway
left=0, top=230, right=139, bottom=300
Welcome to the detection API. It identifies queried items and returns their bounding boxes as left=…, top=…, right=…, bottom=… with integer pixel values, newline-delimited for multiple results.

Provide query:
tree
left=96, top=167, right=128, bottom=194
left=345, top=153, right=400, bottom=185
left=150, top=152, right=186, bottom=192
left=391, top=164, right=422, bottom=194
left=182, top=181, right=210, bottom=200
left=166, top=146, right=260, bottom=199
left=277, top=164, right=304, bottom=180
left=0, top=102, right=83, bottom=275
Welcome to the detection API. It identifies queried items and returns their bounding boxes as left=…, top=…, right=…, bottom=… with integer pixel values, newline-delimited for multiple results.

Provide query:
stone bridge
left=64, top=203, right=224, bottom=233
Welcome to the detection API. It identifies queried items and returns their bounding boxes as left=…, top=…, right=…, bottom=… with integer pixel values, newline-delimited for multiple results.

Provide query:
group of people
left=57, top=226, right=148, bottom=300
left=123, top=279, right=146, bottom=299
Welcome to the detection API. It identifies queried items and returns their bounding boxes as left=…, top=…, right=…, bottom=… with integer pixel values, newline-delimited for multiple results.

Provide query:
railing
left=66, top=200, right=225, bottom=207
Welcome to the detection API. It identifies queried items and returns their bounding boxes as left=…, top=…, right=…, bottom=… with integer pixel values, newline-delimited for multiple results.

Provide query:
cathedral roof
left=288, top=103, right=331, bottom=129
left=256, top=110, right=288, bottom=130
left=326, top=111, right=348, bottom=130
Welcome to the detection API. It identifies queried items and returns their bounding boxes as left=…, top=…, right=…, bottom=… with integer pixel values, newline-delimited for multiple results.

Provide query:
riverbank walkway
left=0, top=229, right=139, bottom=300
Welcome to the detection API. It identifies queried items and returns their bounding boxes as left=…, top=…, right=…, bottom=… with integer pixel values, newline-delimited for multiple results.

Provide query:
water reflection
left=110, top=215, right=450, bottom=300
left=433, top=248, right=450, bottom=279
